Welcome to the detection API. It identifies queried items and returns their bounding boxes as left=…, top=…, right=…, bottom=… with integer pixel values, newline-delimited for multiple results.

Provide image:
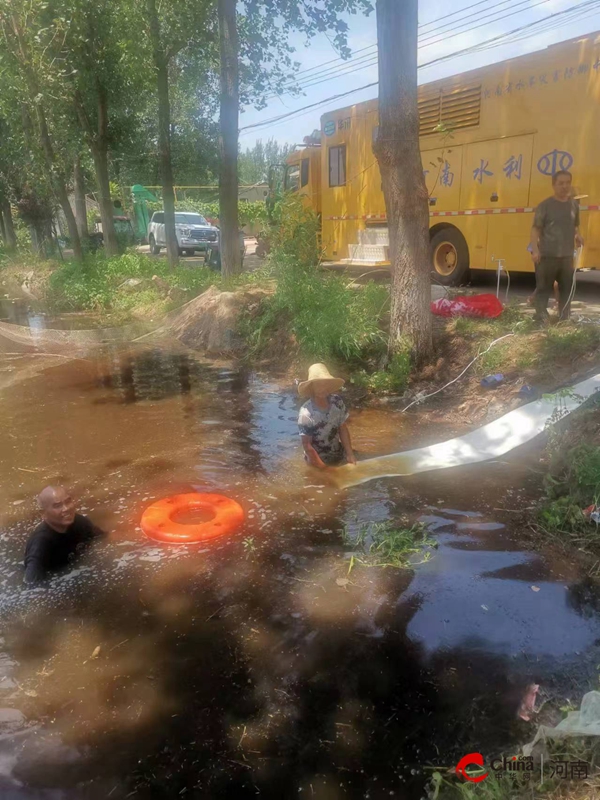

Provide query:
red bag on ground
left=431, top=293, right=504, bottom=319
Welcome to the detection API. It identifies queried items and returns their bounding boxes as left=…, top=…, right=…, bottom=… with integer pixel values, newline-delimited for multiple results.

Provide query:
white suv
left=148, top=211, right=219, bottom=257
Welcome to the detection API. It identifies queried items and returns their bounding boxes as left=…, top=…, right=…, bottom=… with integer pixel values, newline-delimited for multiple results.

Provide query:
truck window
left=329, top=146, right=346, bottom=187
left=153, top=212, right=164, bottom=223
left=285, top=165, right=300, bottom=192
left=301, top=158, right=310, bottom=187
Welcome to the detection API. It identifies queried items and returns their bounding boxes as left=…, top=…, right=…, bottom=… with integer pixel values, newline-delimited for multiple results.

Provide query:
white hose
left=558, top=246, right=583, bottom=321
left=401, top=333, right=515, bottom=413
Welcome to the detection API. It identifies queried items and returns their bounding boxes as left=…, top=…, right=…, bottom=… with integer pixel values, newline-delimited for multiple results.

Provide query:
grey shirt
left=533, top=197, right=580, bottom=258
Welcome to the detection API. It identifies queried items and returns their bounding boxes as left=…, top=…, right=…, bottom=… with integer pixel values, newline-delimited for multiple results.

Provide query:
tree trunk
left=148, top=0, right=178, bottom=268
left=218, top=0, right=242, bottom=277
left=73, top=155, right=88, bottom=239
left=93, top=86, right=119, bottom=256
left=0, top=195, right=17, bottom=251
left=92, top=143, right=119, bottom=256
left=38, top=111, right=83, bottom=261
left=373, top=0, right=432, bottom=362
left=72, top=86, right=119, bottom=256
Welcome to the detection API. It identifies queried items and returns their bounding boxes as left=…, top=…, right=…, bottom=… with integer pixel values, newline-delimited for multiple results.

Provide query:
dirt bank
left=168, top=285, right=271, bottom=356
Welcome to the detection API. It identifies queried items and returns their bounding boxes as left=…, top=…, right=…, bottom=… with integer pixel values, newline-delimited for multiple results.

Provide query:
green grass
left=537, top=404, right=600, bottom=548
left=541, top=325, right=600, bottom=364
left=352, top=349, right=412, bottom=394
left=47, top=251, right=217, bottom=314
left=342, top=519, right=436, bottom=571
left=245, top=255, right=389, bottom=364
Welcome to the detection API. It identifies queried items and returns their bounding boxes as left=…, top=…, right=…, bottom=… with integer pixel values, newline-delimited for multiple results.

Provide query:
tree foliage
left=239, top=139, right=293, bottom=185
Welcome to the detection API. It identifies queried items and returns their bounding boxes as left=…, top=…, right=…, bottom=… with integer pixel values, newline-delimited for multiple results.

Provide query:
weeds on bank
left=540, top=325, right=600, bottom=364
left=243, top=194, right=390, bottom=367
left=342, top=519, right=436, bottom=571
left=537, top=401, right=600, bottom=550
left=352, top=348, right=412, bottom=394
left=244, top=255, right=389, bottom=364
left=449, top=305, right=600, bottom=378
left=47, top=251, right=217, bottom=313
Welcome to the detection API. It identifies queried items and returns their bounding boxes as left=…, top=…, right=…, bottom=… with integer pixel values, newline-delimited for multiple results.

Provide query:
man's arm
left=301, top=435, right=327, bottom=469
left=530, top=226, right=541, bottom=264
left=531, top=203, right=545, bottom=264
left=23, top=543, right=48, bottom=585
left=575, top=204, right=584, bottom=248
left=339, top=423, right=357, bottom=465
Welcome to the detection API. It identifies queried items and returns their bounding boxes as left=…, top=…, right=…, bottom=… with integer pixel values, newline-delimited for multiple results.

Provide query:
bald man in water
left=23, top=486, right=106, bottom=584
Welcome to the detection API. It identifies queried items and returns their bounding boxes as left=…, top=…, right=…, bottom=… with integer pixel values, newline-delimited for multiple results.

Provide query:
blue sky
left=239, top=0, right=600, bottom=147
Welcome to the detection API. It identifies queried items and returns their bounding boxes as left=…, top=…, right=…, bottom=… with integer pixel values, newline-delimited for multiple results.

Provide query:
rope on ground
left=401, top=333, right=515, bottom=413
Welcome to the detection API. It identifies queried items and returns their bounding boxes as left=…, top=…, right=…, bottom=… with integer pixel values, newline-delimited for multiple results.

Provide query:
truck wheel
left=184, top=249, right=195, bottom=258
left=149, top=235, right=160, bottom=256
left=430, top=227, right=470, bottom=286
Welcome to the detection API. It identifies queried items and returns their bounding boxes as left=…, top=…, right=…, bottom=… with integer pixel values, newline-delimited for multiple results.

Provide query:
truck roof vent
left=419, top=84, right=481, bottom=135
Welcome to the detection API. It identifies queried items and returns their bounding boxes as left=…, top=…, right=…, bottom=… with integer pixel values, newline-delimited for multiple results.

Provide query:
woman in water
left=297, top=363, right=356, bottom=469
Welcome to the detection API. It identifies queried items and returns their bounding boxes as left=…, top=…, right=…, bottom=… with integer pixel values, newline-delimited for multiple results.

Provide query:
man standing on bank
left=530, top=170, right=584, bottom=322
left=23, top=486, right=106, bottom=584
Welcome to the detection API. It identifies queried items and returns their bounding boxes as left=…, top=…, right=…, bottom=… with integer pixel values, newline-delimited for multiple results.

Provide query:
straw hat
left=298, top=363, right=345, bottom=399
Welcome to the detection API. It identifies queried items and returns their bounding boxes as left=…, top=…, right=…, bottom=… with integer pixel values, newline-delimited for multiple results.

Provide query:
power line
left=240, top=1, right=600, bottom=134
left=292, top=0, right=518, bottom=83
left=267, top=0, right=553, bottom=99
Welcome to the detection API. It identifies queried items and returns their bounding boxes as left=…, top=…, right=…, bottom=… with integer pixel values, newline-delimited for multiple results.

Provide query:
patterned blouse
left=298, top=394, right=349, bottom=464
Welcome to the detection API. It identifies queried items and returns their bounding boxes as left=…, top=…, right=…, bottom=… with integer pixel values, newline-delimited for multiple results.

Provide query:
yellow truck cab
left=313, top=31, right=600, bottom=284
left=284, top=145, right=322, bottom=217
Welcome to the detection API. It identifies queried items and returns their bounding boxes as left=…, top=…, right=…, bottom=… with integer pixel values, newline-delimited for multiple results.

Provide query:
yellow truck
left=286, top=31, right=600, bottom=284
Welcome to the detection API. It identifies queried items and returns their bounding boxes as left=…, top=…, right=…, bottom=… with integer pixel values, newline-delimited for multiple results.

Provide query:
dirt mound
left=168, top=285, right=270, bottom=356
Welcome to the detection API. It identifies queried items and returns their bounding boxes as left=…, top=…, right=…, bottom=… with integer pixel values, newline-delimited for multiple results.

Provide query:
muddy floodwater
left=1, top=329, right=600, bottom=799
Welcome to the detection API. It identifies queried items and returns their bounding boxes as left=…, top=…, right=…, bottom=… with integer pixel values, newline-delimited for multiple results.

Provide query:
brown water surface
left=1, top=333, right=600, bottom=799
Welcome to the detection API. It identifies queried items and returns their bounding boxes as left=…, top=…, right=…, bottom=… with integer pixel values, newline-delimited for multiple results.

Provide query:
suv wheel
left=149, top=235, right=160, bottom=255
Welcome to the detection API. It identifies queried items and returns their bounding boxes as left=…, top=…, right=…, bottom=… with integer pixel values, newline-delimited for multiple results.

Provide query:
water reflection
left=0, top=342, right=599, bottom=798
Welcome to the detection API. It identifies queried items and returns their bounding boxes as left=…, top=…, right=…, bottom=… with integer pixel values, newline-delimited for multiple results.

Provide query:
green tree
left=67, top=0, right=126, bottom=256
left=217, top=0, right=373, bottom=277
left=0, top=6, right=84, bottom=260
left=146, top=0, right=216, bottom=267
left=239, top=139, right=293, bottom=185
left=372, top=0, right=432, bottom=361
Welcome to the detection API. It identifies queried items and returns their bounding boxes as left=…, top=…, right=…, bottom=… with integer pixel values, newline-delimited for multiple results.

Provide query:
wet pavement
left=1, top=332, right=600, bottom=799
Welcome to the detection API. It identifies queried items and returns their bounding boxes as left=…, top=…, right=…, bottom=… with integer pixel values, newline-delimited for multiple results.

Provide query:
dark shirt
left=533, top=197, right=579, bottom=258
left=24, top=514, right=105, bottom=584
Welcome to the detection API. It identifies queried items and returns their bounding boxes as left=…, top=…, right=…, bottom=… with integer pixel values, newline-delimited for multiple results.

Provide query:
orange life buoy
left=141, top=493, right=245, bottom=544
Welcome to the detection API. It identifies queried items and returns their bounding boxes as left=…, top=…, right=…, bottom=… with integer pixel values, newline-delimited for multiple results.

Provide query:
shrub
left=352, top=349, right=411, bottom=394
left=267, top=194, right=321, bottom=267
left=248, top=256, right=388, bottom=363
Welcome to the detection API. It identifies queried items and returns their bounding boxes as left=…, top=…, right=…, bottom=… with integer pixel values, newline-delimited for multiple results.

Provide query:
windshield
left=285, top=165, right=300, bottom=192
left=174, top=213, right=209, bottom=226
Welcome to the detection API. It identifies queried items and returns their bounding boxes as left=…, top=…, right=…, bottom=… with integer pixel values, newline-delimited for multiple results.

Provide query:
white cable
left=558, top=246, right=582, bottom=321
left=401, top=333, right=514, bottom=412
